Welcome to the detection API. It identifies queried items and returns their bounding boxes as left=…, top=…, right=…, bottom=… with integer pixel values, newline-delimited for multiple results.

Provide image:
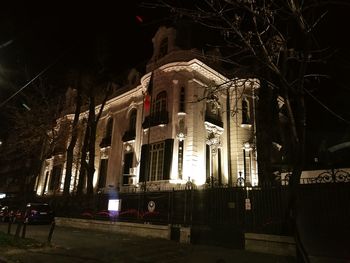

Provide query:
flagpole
left=143, top=71, right=154, bottom=192
left=140, top=88, right=146, bottom=192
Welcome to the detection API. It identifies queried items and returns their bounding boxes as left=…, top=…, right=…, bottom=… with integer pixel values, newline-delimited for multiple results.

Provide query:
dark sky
left=0, top=0, right=171, bottom=140
left=0, top=1, right=164, bottom=73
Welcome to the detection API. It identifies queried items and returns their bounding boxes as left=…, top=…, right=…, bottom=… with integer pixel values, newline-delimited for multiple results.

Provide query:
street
left=0, top=222, right=295, bottom=263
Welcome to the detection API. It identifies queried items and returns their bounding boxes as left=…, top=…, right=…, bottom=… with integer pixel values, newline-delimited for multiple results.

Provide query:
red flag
left=136, top=15, right=143, bottom=23
left=144, top=94, right=151, bottom=111
left=144, top=72, right=153, bottom=111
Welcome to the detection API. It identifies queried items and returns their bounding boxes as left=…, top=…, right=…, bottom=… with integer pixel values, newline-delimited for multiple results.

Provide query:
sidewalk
left=0, top=225, right=296, bottom=263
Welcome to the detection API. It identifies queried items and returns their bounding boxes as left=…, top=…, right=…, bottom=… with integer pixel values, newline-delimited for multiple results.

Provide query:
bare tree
left=142, top=0, right=343, bottom=254
left=149, top=0, right=339, bottom=183
left=0, top=77, right=64, bottom=200
left=73, top=71, right=113, bottom=196
left=63, top=76, right=84, bottom=195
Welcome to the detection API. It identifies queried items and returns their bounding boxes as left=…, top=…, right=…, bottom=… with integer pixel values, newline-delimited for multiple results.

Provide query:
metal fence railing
left=34, top=170, right=350, bottom=239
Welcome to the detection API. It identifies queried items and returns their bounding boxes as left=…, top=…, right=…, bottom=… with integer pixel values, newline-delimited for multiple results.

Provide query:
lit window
left=149, top=142, right=165, bottom=181
left=98, top=159, right=108, bottom=188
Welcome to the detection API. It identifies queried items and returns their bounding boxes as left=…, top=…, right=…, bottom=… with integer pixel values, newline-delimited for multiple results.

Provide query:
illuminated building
left=35, top=26, right=259, bottom=195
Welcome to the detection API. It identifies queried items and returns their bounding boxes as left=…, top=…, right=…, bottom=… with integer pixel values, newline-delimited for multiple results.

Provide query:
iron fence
left=34, top=169, right=350, bottom=239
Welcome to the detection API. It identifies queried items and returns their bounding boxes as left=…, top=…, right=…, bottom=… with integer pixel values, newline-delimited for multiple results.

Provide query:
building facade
left=35, top=26, right=260, bottom=196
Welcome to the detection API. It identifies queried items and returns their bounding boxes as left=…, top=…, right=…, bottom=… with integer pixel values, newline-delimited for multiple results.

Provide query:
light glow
left=108, top=199, right=121, bottom=211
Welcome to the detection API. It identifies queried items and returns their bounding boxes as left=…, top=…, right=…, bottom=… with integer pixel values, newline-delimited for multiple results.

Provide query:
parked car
left=0, top=206, right=18, bottom=222
left=17, top=203, right=54, bottom=224
left=0, top=206, right=9, bottom=222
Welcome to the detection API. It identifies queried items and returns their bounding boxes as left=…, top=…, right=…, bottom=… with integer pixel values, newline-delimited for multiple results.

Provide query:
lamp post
left=243, top=142, right=253, bottom=187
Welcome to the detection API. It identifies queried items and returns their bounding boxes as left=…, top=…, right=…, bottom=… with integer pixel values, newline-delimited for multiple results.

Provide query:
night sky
left=0, top=0, right=171, bottom=141
left=0, top=1, right=170, bottom=96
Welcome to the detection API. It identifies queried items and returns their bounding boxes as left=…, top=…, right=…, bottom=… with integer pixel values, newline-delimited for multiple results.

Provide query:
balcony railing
left=51, top=146, right=66, bottom=156
left=142, top=110, right=169, bottom=129
left=205, top=114, right=223, bottom=128
left=99, top=136, right=111, bottom=148
left=122, top=130, right=136, bottom=142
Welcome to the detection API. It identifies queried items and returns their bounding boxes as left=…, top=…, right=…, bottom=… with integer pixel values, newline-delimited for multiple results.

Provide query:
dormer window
left=158, top=37, right=168, bottom=59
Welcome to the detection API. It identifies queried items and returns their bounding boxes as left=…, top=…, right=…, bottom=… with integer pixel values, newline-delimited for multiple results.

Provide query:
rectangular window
left=206, top=145, right=210, bottom=181
left=98, top=159, right=108, bottom=188
left=123, top=152, right=134, bottom=185
left=218, top=148, right=222, bottom=185
left=149, top=142, right=165, bottom=181
left=49, top=165, right=62, bottom=191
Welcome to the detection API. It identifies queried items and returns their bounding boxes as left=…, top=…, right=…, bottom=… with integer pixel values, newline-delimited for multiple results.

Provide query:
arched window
left=122, top=110, right=137, bottom=142
left=179, top=87, right=185, bottom=113
left=142, top=91, right=169, bottom=129
left=153, top=91, right=167, bottom=115
left=242, top=98, right=250, bottom=125
left=106, top=117, right=113, bottom=138
left=205, top=94, right=222, bottom=127
left=129, top=109, right=137, bottom=131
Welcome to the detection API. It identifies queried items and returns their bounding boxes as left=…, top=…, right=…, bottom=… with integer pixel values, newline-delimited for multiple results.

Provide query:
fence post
left=7, top=217, right=13, bottom=234
left=47, top=220, right=56, bottom=244
left=21, top=221, right=27, bottom=238
left=184, top=189, right=187, bottom=225
left=14, top=222, right=22, bottom=238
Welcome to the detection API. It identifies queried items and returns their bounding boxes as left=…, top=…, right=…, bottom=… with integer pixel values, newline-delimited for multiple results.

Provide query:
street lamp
left=243, top=142, right=253, bottom=187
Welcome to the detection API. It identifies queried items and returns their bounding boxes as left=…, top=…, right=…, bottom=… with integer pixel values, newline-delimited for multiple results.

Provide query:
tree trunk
left=63, top=88, right=82, bottom=195
left=86, top=95, right=96, bottom=196
left=77, top=122, right=90, bottom=195
left=85, top=83, right=111, bottom=196
left=256, top=80, right=278, bottom=184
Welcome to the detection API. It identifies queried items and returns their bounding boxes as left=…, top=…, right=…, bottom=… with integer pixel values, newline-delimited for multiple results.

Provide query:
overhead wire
left=304, top=88, right=350, bottom=125
left=0, top=48, right=71, bottom=108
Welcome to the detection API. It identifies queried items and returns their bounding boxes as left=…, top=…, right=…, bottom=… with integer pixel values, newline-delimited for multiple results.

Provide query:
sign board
left=228, top=202, right=235, bottom=209
left=108, top=199, right=121, bottom=211
left=148, top=201, right=155, bottom=212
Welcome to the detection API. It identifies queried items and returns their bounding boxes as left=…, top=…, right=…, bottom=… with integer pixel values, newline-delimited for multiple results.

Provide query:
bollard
left=15, top=222, right=22, bottom=238
left=7, top=217, right=12, bottom=235
left=47, top=220, right=55, bottom=244
left=21, top=221, right=27, bottom=238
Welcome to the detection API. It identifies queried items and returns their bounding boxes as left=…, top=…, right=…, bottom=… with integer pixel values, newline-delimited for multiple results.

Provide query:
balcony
left=99, top=136, right=111, bottom=148
left=51, top=146, right=66, bottom=156
left=122, top=130, right=136, bottom=142
left=142, top=111, right=169, bottom=129
left=205, top=114, right=223, bottom=128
